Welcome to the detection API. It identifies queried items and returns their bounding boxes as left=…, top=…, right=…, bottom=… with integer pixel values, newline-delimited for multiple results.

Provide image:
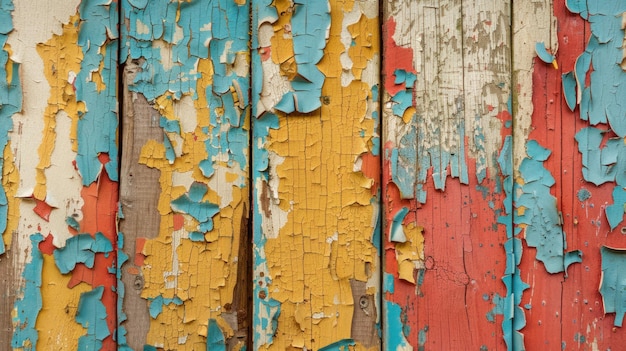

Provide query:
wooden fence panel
left=119, top=0, right=251, bottom=350
left=2, top=0, right=120, bottom=349
left=251, top=1, right=381, bottom=350
left=382, top=1, right=513, bottom=349
left=3, top=1, right=626, bottom=350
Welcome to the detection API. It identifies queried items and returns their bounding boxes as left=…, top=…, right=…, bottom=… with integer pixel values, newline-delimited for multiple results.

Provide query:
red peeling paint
left=74, top=165, right=118, bottom=351
left=134, top=237, right=146, bottom=267
left=520, top=2, right=626, bottom=349
left=173, top=214, right=184, bottom=231
left=360, top=153, right=380, bottom=196
left=33, top=199, right=53, bottom=221
left=260, top=46, right=271, bottom=61
left=383, top=18, right=415, bottom=96
left=38, top=234, right=55, bottom=255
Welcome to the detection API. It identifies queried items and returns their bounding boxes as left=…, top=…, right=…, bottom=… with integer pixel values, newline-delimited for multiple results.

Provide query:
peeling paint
left=516, top=140, right=582, bottom=274
left=564, top=1, right=626, bottom=229
left=11, top=234, right=43, bottom=350
left=600, top=246, right=626, bottom=326
left=252, top=0, right=380, bottom=349
left=121, top=0, right=250, bottom=349
left=0, top=0, right=20, bottom=254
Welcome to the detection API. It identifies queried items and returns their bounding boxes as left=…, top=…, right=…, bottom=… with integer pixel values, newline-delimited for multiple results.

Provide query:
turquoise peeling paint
left=147, top=295, right=183, bottom=319
left=207, top=319, right=226, bottom=351
left=76, top=0, right=119, bottom=185
left=599, top=246, right=626, bottom=327
left=76, top=286, right=110, bottom=350
left=170, top=182, right=220, bottom=233
left=252, top=1, right=282, bottom=347
left=11, top=234, right=44, bottom=350
left=122, top=0, right=250, bottom=184
left=371, top=85, right=380, bottom=156
left=0, top=0, right=20, bottom=254
left=383, top=300, right=410, bottom=350
left=274, top=1, right=330, bottom=114
left=389, top=206, right=408, bottom=242
left=496, top=136, right=529, bottom=350
left=418, top=325, right=428, bottom=351
left=54, top=233, right=114, bottom=274
left=575, top=127, right=626, bottom=230
left=319, top=339, right=356, bottom=351
left=116, top=233, right=132, bottom=351
left=565, top=0, right=626, bottom=229
left=516, top=140, right=582, bottom=274
left=252, top=0, right=281, bottom=351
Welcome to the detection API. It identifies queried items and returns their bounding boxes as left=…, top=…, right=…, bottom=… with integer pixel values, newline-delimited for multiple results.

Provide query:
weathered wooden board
left=251, top=0, right=381, bottom=349
left=2, top=0, right=121, bottom=350
left=515, top=1, right=626, bottom=350
left=382, top=1, right=513, bottom=349
left=119, top=0, right=251, bottom=350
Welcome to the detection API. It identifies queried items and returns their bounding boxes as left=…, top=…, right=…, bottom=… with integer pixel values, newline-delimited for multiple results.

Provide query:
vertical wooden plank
left=515, top=0, right=626, bottom=349
left=3, top=1, right=121, bottom=349
left=382, top=1, right=512, bottom=349
left=251, top=0, right=381, bottom=349
left=0, top=1, right=21, bottom=346
left=119, top=0, right=251, bottom=350
left=513, top=2, right=566, bottom=349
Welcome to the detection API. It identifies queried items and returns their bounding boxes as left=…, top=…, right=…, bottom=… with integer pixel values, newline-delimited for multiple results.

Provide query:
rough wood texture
left=119, top=59, right=163, bottom=350
left=252, top=0, right=381, bottom=349
left=382, top=0, right=512, bottom=349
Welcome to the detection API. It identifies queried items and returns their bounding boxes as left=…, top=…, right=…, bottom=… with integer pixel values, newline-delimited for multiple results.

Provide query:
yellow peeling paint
left=2, top=144, right=19, bottom=250
left=260, top=1, right=379, bottom=349
left=395, top=224, right=425, bottom=284
left=138, top=53, right=249, bottom=349
left=34, top=14, right=83, bottom=200
left=36, top=254, right=89, bottom=350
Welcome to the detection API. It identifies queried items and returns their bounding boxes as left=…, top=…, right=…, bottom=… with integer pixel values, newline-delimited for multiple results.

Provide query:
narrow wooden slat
left=382, top=1, right=512, bottom=349
left=119, top=0, right=251, bottom=349
left=118, top=59, right=163, bottom=349
left=251, top=1, right=381, bottom=349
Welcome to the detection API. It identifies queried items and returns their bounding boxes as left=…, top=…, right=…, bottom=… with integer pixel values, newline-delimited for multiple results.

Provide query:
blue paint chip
left=207, top=319, right=226, bottom=351
left=76, top=286, right=110, bottom=349
left=319, top=339, right=355, bottom=351
left=600, top=246, right=626, bottom=326
left=535, top=42, right=555, bottom=64
left=171, top=182, right=219, bottom=233
left=562, top=71, right=577, bottom=111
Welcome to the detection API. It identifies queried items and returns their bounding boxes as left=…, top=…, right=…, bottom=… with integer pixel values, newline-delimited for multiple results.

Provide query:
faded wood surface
left=119, top=59, right=163, bottom=349
left=251, top=1, right=381, bottom=350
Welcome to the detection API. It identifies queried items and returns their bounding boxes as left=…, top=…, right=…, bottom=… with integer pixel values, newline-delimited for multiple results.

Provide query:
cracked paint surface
left=4, top=0, right=120, bottom=349
left=252, top=0, right=380, bottom=349
left=120, top=0, right=250, bottom=349
left=383, top=1, right=513, bottom=350
left=0, top=0, right=20, bottom=255
left=563, top=1, right=626, bottom=230
left=517, top=0, right=626, bottom=349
